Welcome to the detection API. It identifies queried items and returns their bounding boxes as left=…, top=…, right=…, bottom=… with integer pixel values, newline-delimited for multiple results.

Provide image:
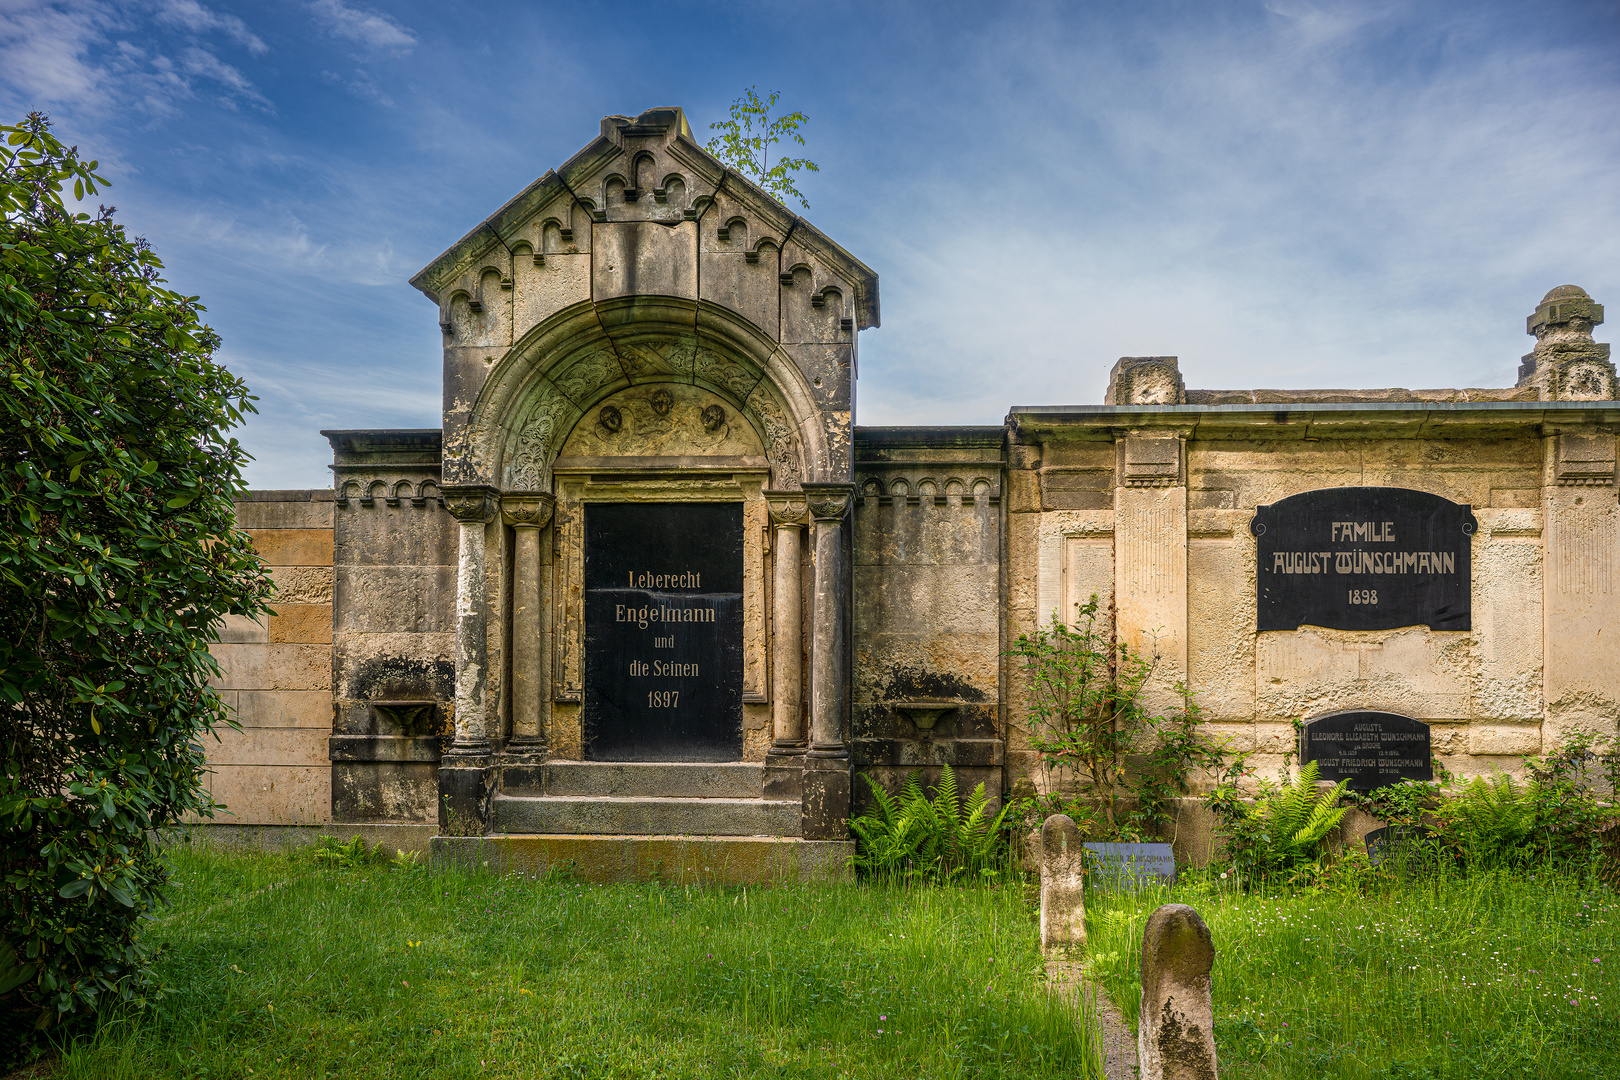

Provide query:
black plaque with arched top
left=1300, top=711, right=1433, bottom=791
left=1251, top=487, right=1476, bottom=632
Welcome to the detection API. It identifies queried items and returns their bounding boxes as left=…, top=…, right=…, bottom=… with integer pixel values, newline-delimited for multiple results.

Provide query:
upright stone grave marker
left=1138, top=903, right=1218, bottom=1080
left=1040, top=814, right=1086, bottom=955
left=583, top=502, right=743, bottom=761
left=1300, top=711, right=1432, bottom=791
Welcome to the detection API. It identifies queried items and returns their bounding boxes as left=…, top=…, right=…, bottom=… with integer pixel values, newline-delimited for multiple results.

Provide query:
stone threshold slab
left=431, top=834, right=854, bottom=884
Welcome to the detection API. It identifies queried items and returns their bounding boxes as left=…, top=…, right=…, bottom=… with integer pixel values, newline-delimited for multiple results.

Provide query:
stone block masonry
left=203, top=490, right=336, bottom=827
left=187, top=106, right=1619, bottom=878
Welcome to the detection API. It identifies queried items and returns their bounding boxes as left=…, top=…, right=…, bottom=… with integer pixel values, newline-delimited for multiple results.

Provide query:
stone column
left=1137, top=903, right=1218, bottom=1080
left=502, top=494, right=555, bottom=764
left=800, top=483, right=853, bottom=839
left=440, top=486, right=498, bottom=834
left=764, top=492, right=809, bottom=798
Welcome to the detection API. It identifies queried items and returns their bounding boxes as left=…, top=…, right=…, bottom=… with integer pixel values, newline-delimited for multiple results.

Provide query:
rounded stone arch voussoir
left=456, top=297, right=824, bottom=492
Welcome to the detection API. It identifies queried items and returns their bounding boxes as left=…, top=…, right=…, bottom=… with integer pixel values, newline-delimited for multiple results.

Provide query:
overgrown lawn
left=52, top=849, right=1100, bottom=1080
left=1086, top=871, right=1620, bottom=1079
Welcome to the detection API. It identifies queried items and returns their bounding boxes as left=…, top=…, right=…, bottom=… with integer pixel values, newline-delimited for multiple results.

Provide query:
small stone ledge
left=431, top=834, right=854, bottom=883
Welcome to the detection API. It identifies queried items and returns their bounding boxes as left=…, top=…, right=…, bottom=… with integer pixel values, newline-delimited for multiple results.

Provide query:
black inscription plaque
left=1300, top=711, right=1433, bottom=791
left=583, top=502, right=743, bottom=762
left=1250, top=487, right=1476, bottom=632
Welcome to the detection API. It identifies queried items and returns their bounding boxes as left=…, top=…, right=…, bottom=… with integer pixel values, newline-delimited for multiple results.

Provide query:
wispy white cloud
left=309, top=0, right=416, bottom=53
left=155, top=0, right=268, bottom=55
left=178, top=45, right=272, bottom=110
left=0, top=0, right=114, bottom=108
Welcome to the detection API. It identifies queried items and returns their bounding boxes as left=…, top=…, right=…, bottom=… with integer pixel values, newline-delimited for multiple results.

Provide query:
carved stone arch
left=455, top=298, right=825, bottom=492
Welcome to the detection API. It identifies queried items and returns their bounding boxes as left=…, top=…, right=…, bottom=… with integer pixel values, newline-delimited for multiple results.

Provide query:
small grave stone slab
left=1363, top=825, right=1431, bottom=867
left=1251, top=486, right=1476, bottom=632
left=1084, top=842, right=1176, bottom=890
left=1300, top=711, right=1432, bottom=791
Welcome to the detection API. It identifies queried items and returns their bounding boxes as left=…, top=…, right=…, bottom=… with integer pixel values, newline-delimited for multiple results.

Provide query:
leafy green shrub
left=850, top=765, right=1010, bottom=882
left=0, top=114, right=270, bottom=1047
left=1209, top=760, right=1350, bottom=881
left=1007, top=595, right=1228, bottom=840
left=1431, top=736, right=1616, bottom=871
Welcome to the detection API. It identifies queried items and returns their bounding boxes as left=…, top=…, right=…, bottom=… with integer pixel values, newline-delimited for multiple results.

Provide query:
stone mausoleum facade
left=206, top=107, right=1620, bottom=877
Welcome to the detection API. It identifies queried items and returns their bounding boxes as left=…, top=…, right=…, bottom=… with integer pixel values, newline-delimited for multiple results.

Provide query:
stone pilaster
left=800, top=483, right=853, bottom=839
left=1542, top=431, right=1620, bottom=748
left=1115, top=434, right=1188, bottom=713
left=502, top=493, right=554, bottom=765
left=764, top=492, right=808, bottom=798
left=440, top=485, right=497, bottom=834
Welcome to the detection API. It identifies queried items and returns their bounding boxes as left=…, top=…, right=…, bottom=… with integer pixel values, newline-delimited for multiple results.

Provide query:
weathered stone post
left=1040, top=814, right=1087, bottom=955
left=764, top=492, right=808, bottom=797
left=800, top=482, right=853, bottom=839
left=502, top=493, right=554, bottom=756
left=440, top=486, right=498, bottom=834
left=1137, top=903, right=1218, bottom=1080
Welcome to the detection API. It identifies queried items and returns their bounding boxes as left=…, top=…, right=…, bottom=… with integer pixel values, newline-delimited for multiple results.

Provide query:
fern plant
left=1210, top=759, right=1350, bottom=880
left=850, top=765, right=1011, bottom=882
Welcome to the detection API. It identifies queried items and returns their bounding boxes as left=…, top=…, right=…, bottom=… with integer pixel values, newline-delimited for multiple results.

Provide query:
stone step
left=432, top=834, right=852, bottom=883
left=490, top=794, right=801, bottom=837
left=536, top=761, right=764, bottom=799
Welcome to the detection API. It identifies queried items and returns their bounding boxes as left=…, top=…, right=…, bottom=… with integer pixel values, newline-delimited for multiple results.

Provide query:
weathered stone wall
left=1006, top=401, right=1620, bottom=795
left=851, top=427, right=1006, bottom=808
left=328, top=430, right=455, bottom=823
left=205, top=490, right=335, bottom=825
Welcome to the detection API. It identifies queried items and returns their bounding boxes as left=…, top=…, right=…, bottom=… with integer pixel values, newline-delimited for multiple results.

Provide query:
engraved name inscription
left=1300, top=710, right=1433, bottom=791
left=1252, top=488, right=1476, bottom=632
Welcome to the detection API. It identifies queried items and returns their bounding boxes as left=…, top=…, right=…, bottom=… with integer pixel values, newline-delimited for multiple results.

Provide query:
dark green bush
left=0, top=113, right=271, bottom=1050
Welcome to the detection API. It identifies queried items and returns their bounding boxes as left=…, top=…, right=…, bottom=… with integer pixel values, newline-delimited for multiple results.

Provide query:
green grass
left=52, top=849, right=1102, bottom=1080
left=1085, top=870, right=1620, bottom=1079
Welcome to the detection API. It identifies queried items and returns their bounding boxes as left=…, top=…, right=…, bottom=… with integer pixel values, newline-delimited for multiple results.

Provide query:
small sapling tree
left=0, top=113, right=272, bottom=1047
left=706, top=88, right=820, bottom=209
left=1007, top=595, right=1226, bottom=840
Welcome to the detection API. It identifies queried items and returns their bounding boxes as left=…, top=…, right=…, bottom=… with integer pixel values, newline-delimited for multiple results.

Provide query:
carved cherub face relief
left=650, top=389, right=673, bottom=416
left=701, top=404, right=726, bottom=433
left=598, top=405, right=622, bottom=433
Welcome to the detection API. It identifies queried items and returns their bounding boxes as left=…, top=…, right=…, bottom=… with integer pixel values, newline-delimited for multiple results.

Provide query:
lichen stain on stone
left=877, top=662, right=985, bottom=703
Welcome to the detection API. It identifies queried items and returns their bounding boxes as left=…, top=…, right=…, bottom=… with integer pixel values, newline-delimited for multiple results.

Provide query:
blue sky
left=3, top=0, right=1617, bottom=488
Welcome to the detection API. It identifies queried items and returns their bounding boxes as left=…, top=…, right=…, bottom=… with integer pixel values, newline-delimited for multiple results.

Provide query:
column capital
left=800, top=482, right=855, bottom=523
left=763, top=490, right=809, bottom=526
left=501, top=492, right=556, bottom=528
left=442, top=485, right=498, bottom=524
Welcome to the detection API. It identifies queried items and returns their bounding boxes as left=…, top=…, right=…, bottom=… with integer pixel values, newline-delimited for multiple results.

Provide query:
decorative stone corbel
left=442, top=486, right=499, bottom=524
left=802, top=484, right=853, bottom=523
left=500, top=493, right=556, bottom=528
left=764, top=491, right=810, bottom=526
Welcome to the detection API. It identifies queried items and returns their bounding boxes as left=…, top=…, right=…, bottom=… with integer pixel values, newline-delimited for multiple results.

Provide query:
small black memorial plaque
left=583, top=502, right=743, bottom=762
left=1251, top=487, right=1476, bottom=632
left=1300, top=710, right=1433, bottom=791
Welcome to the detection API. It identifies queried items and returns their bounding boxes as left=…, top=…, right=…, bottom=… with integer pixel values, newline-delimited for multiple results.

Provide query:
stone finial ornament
left=1039, top=814, right=1086, bottom=955
left=1138, top=903, right=1218, bottom=1080
left=1517, top=285, right=1615, bottom=401
left=1106, top=356, right=1186, bottom=406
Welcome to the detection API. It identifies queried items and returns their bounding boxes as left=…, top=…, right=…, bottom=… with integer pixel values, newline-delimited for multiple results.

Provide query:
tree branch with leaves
left=705, top=88, right=820, bottom=209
